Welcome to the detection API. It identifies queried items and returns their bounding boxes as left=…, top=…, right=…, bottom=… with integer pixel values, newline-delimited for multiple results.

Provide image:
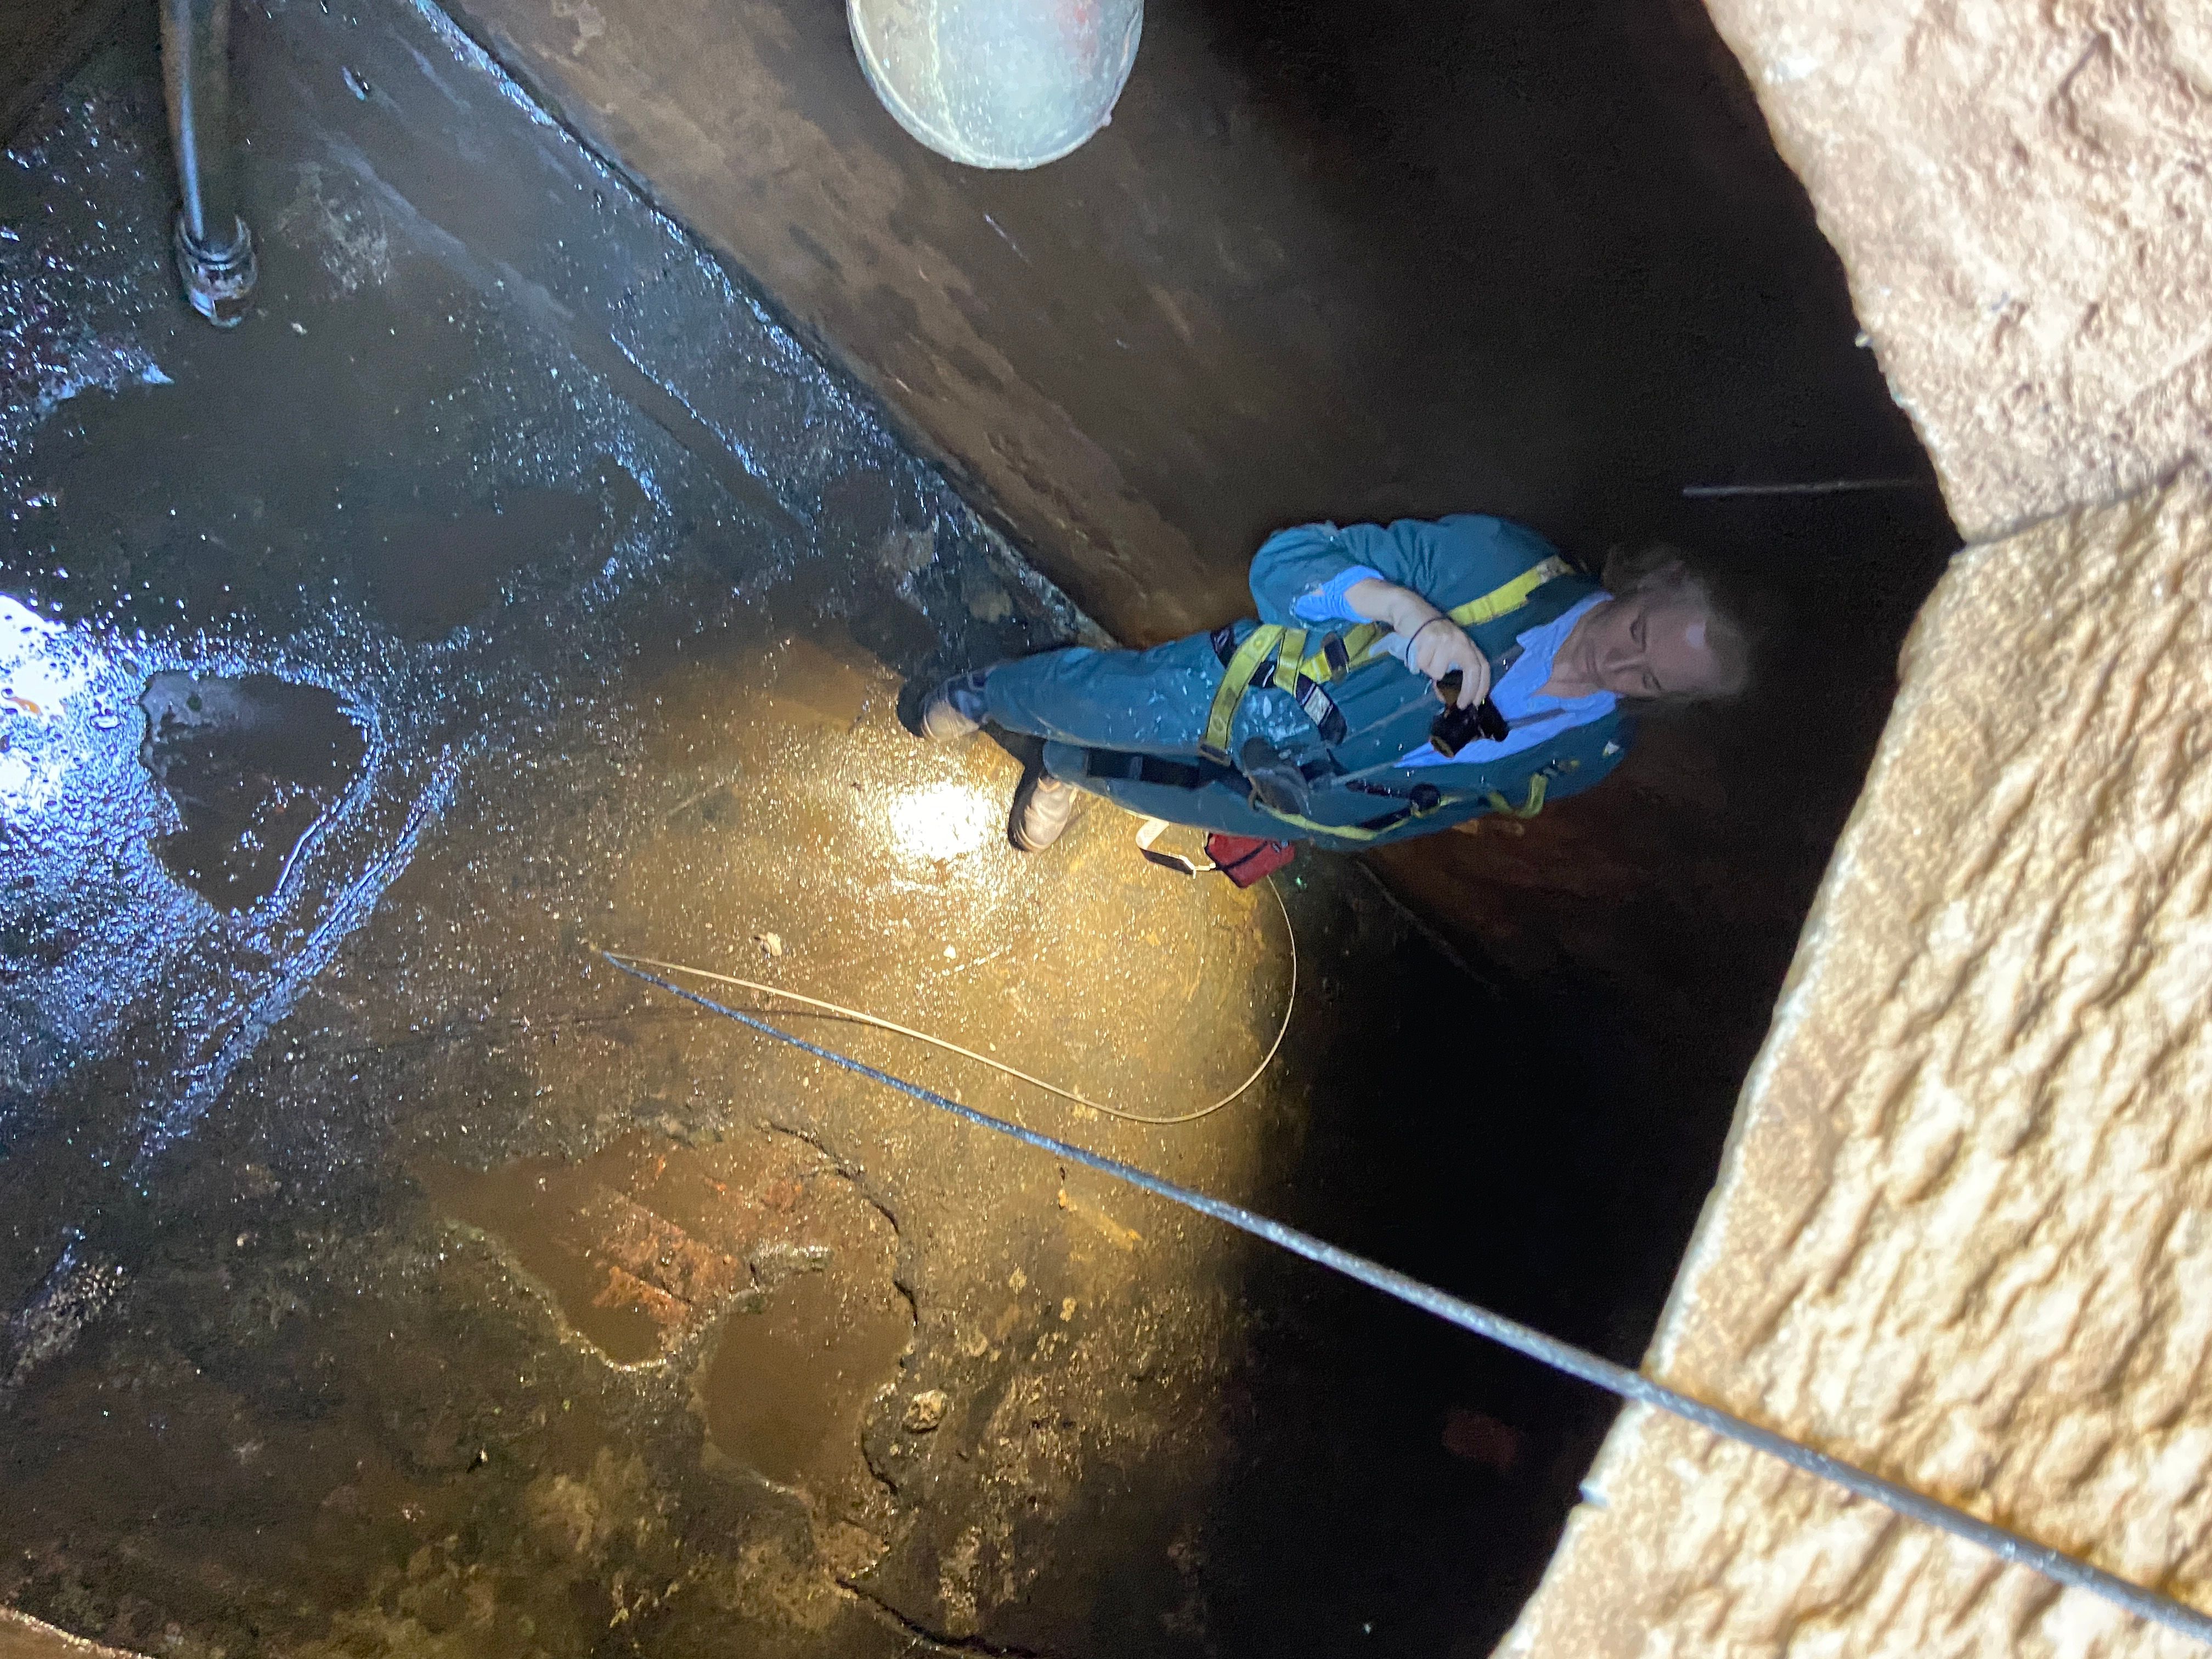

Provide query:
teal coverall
left=982, top=516, right=1632, bottom=851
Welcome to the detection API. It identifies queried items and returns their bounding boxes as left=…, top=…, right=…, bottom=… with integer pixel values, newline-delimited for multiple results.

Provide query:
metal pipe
left=1682, top=478, right=1922, bottom=498
left=603, top=949, right=2212, bottom=1649
left=160, top=0, right=256, bottom=327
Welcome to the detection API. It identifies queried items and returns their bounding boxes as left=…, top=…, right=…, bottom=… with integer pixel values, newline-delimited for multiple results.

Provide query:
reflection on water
left=883, top=778, right=998, bottom=862
left=138, top=672, right=368, bottom=909
left=0, top=593, right=108, bottom=812
left=0, top=1, right=1241, bottom=1651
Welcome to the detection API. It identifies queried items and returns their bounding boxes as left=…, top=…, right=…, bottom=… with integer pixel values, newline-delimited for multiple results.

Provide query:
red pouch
left=1204, top=832, right=1296, bottom=888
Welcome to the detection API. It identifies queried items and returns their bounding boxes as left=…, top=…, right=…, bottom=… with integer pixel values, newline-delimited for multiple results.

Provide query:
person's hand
left=1403, top=614, right=1492, bottom=707
left=1343, top=578, right=1494, bottom=708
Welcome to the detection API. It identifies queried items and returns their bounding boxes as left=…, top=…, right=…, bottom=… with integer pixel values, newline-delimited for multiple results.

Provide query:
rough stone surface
left=1701, top=0, right=2212, bottom=540
left=1502, top=468, right=2212, bottom=1657
left=0, top=1612, right=137, bottom=1659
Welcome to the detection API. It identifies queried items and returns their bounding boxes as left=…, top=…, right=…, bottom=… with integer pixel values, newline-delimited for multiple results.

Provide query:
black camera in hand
left=1429, top=671, right=1508, bottom=758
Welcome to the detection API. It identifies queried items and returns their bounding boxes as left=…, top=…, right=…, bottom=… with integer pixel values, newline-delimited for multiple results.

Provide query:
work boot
left=919, top=670, right=991, bottom=741
left=1009, top=769, right=1080, bottom=851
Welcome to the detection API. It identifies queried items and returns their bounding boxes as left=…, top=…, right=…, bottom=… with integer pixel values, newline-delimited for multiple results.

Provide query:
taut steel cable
left=600, top=949, right=2212, bottom=1648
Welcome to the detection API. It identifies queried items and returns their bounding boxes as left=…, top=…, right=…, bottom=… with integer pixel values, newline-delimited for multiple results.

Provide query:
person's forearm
left=1344, top=576, right=1489, bottom=704
left=1341, top=577, right=1442, bottom=636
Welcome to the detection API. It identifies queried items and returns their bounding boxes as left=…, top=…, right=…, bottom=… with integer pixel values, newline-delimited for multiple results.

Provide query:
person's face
left=1572, top=594, right=1724, bottom=698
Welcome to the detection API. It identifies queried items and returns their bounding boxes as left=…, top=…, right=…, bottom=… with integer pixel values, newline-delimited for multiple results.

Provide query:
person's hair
left=1599, top=542, right=1752, bottom=705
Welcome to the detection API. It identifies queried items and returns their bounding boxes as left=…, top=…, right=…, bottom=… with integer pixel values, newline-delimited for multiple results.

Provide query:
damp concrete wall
left=0, top=0, right=124, bottom=137
left=1505, top=1, right=2212, bottom=1651
left=436, top=0, right=1948, bottom=639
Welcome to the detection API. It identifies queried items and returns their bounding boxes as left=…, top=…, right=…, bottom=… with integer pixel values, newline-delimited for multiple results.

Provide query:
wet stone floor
left=0, top=4, right=1618, bottom=1657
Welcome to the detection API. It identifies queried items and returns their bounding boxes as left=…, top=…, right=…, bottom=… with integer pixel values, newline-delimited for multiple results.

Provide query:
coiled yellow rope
left=602, top=879, right=1294, bottom=1126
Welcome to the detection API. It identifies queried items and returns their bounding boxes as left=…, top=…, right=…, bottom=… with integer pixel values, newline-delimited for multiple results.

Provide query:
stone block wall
left=1504, top=471, right=2212, bottom=1656
left=1696, top=0, right=2212, bottom=542
left=1508, top=1, right=2212, bottom=1644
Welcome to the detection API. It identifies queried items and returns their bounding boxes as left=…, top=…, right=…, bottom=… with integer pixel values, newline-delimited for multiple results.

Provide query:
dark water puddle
left=419, top=1128, right=910, bottom=1485
left=702, top=1214, right=910, bottom=1487
left=417, top=1137, right=689, bottom=1362
left=362, top=487, right=600, bottom=639
left=760, top=630, right=884, bottom=731
left=137, top=672, right=366, bottom=909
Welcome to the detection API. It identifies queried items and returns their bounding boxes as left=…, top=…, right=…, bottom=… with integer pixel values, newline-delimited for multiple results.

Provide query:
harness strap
left=1082, top=751, right=1242, bottom=792
left=1246, top=798, right=1438, bottom=843
left=1203, top=629, right=1349, bottom=761
left=1249, top=770, right=1549, bottom=842
left=1316, top=554, right=1570, bottom=679
left=1198, top=555, right=1572, bottom=763
left=1080, top=748, right=1554, bottom=843
left=1452, top=554, right=1572, bottom=625
left=1079, top=749, right=1434, bottom=839
left=1484, top=774, right=1548, bottom=819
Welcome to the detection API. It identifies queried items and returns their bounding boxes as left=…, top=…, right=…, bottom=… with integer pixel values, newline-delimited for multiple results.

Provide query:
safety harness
left=1190, top=555, right=1572, bottom=839
left=1212, top=772, right=1548, bottom=843
left=1199, top=555, right=1571, bottom=764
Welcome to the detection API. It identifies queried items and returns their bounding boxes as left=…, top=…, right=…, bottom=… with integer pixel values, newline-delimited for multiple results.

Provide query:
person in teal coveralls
left=919, top=515, right=1749, bottom=852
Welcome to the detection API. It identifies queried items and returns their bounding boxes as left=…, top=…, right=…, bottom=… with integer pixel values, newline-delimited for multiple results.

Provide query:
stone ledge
left=1503, top=467, right=2212, bottom=1658
left=1700, top=0, right=2212, bottom=541
left=0, top=1612, right=143, bottom=1659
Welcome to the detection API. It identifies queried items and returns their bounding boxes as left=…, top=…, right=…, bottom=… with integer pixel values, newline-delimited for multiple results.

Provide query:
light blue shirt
left=1291, top=579, right=1616, bottom=769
